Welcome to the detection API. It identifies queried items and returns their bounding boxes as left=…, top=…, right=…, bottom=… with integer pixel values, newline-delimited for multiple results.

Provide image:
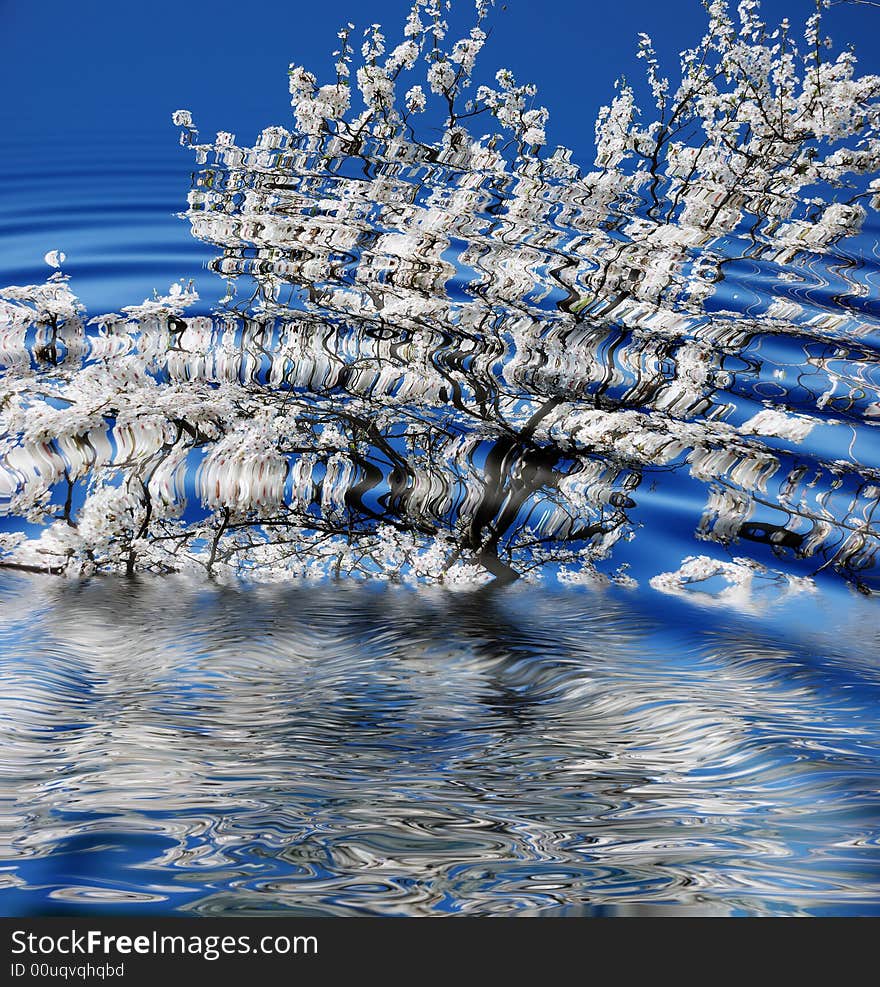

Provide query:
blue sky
left=2, top=0, right=879, bottom=154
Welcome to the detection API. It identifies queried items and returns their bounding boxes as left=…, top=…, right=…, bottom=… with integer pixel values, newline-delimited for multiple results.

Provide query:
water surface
left=2, top=574, right=879, bottom=916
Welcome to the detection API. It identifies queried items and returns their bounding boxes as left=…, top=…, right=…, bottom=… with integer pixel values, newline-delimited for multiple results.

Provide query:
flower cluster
left=2, top=0, right=880, bottom=594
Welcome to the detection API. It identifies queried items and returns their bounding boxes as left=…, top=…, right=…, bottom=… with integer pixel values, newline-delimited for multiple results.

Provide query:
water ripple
left=0, top=574, right=878, bottom=915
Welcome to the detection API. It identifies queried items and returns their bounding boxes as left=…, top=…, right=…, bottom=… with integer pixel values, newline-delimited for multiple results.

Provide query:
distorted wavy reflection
left=1, top=573, right=879, bottom=916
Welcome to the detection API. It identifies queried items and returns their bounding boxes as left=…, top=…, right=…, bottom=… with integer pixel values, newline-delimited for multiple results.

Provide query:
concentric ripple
left=2, top=117, right=880, bottom=590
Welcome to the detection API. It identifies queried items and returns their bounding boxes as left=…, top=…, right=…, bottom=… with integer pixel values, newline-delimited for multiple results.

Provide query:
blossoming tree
left=1, top=0, right=879, bottom=593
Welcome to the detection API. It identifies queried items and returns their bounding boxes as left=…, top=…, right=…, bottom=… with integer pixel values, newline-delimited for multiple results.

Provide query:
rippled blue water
left=0, top=133, right=218, bottom=314
left=1, top=573, right=880, bottom=916
left=3, top=5, right=880, bottom=915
